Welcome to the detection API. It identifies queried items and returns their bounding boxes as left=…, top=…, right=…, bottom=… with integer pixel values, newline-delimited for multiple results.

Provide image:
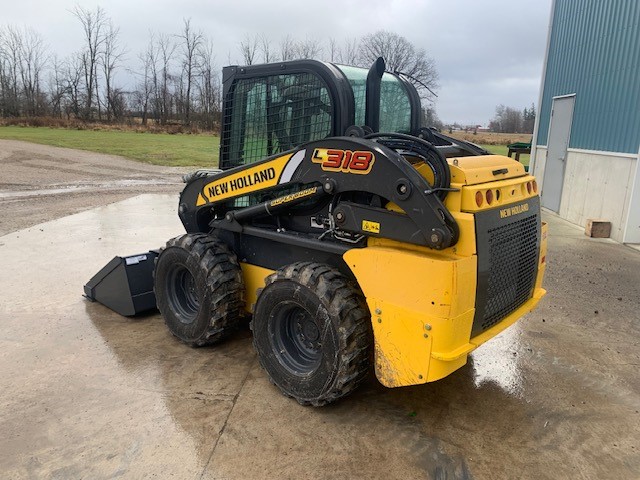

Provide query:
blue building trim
left=537, top=0, right=640, bottom=154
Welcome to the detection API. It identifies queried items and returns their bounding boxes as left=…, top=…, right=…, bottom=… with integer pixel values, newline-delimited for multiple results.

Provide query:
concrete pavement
left=0, top=195, right=638, bottom=479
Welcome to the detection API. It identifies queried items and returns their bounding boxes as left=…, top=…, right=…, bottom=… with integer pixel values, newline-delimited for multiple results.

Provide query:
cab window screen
left=224, top=72, right=333, bottom=167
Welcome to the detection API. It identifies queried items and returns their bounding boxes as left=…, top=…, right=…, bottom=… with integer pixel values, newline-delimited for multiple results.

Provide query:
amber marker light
left=475, top=191, right=484, bottom=207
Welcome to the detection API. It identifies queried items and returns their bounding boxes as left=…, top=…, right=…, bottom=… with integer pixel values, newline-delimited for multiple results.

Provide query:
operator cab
left=219, top=59, right=486, bottom=170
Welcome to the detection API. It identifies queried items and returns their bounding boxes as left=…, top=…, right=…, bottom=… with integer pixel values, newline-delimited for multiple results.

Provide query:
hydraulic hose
left=364, top=132, right=452, bottom=200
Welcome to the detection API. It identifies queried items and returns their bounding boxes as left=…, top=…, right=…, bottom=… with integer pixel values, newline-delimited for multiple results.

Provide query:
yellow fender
left=344, top=243, right=477, bottom=387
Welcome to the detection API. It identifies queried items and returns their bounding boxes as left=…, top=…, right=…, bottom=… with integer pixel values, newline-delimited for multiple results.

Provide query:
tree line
left=0, top=7, right=224, bottom=130
left=489, top=104, right=536, bottom=134
left=0, top=6, right=438, bottom=131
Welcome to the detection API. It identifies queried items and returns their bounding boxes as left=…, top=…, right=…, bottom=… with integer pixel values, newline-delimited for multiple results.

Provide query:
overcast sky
left=2, top=0, right=553, bottom=125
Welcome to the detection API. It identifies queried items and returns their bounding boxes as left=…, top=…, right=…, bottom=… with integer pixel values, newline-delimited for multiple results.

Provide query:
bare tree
left=279, top=35, right=296, bottom=62
left=338, top=38, right=359, bottom=65
left=295, top=37, right=323, bottom=60
left=422, top=107, right=443, bottom=130
left=489, top=105, right=523, bottom=133
left=196, top=39, right=220, bottom=130
left=0, top=33, right=7, bottom=116
left=48, top=55, right=68, bottom=117
left=155, top=33, right=177, bottom=125
left=0, top=26, right=23, bottom=116
left=522, top=103, right=536, bottom=133
left=0, top=25, right=48, bottom=117
left=72, top=5, right=108, bottom=120
left=358, top=31, right=438, bottom=101
left=17, top=27, right=48, bottom=115
left=64, top=52, right=84, bottom=118
left=337, top=38, right=360, bottom=65
left=178, top=19, right=203, bottom=125
left=133, top=38, right=156, bottom=125
left=108, top=87, right=126, bottom=120
left=239, top=34, right=258, bottom=65
left=259, top=33, right=275, bottom=63
left=101, top=20, right=125, bottom=121
left=327, top=38, right=338, bottom=62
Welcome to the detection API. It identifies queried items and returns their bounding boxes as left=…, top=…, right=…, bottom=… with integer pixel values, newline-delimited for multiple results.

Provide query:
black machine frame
left=177, top=58, right=495, bottom=279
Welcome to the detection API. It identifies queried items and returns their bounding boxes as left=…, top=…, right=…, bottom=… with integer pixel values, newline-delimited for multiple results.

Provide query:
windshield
left=335, top=65, right=412, bottom=133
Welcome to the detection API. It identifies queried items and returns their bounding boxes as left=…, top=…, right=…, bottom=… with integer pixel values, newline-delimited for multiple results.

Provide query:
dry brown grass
left=0, top=116, right=216, bottom=135
left=448, top=131, right=532, bottom=146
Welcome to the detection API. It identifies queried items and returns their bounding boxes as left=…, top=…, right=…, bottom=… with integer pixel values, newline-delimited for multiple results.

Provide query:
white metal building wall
left=533, top=147, right=640, bottom=243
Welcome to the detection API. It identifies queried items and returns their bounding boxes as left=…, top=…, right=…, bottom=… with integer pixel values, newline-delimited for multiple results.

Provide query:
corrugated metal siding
left=537, top=0, right=640, bottom=153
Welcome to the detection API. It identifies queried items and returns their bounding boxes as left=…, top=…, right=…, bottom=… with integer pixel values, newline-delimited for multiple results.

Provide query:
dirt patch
left=0, top=140, right=192, bottom=236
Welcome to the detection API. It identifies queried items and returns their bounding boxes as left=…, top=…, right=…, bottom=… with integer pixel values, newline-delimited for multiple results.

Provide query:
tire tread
left=155, top=233, right=244, bottom=347
left=253, top=262, right=372, bottom=406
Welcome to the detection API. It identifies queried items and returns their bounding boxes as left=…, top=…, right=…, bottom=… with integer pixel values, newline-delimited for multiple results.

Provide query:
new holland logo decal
left=207, top=167, right=277, bottom=199
left=499, top=202, right=530, bottom=219
left=196, top=150, right=307, bottom=206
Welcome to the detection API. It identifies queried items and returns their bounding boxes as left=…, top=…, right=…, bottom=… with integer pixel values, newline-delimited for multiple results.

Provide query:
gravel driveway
left=0, top=140, right=192, bottom=236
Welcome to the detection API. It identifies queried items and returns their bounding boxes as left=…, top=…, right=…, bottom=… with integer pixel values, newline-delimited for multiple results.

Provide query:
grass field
left=481, top=144, right=530, bottom=167
left=0, top=125, right=529, bottom=168
left=0, top=126, right=219, bottom=167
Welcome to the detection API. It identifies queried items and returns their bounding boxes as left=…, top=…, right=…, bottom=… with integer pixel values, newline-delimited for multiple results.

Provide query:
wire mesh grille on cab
left=221, top=72, right=333, bottom=168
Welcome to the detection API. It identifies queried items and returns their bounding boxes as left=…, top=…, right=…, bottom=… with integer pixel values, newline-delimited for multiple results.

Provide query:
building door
left=542, top=95, right=575, bottom=212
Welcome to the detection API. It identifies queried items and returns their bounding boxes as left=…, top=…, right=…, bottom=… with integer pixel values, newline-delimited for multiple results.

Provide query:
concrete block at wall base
left=585, top=219, right=611, bottom=238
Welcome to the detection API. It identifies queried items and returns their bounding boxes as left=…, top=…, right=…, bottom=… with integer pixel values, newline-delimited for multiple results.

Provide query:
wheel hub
left=271, top=303, right=322, bottom=374
left=296, top=311, right=320, bottom=346
left=166, top=264, right=200, bottom=324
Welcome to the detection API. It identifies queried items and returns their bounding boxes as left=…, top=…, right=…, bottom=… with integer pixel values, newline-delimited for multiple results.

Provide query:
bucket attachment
left=84, top=251, right=159, bottom=316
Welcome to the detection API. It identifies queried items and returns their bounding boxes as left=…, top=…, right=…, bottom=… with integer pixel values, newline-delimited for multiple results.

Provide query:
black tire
left=154, top=233, right=244, bottom=347
left=251, top=262, right=372, bottom=406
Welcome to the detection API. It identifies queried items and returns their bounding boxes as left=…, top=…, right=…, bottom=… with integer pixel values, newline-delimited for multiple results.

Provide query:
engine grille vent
left=473, top=199, right=540, bottom=337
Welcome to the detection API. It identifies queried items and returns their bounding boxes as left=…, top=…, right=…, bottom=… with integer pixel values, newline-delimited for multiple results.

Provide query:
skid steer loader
left=152, top=57, right=547, bottom=406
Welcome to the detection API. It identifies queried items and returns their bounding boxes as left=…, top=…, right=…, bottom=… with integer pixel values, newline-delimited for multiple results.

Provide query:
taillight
left=526, top=182, right=532, bottom=194
left=475, top=191, right=484, bottom=207
left=486, top=189, right=494, bottom=205
left=532, top=180, right=538, bottom=192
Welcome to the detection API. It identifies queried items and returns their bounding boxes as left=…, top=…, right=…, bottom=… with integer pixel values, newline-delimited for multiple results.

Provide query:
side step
left=84, top=251, right=159, bottom=316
